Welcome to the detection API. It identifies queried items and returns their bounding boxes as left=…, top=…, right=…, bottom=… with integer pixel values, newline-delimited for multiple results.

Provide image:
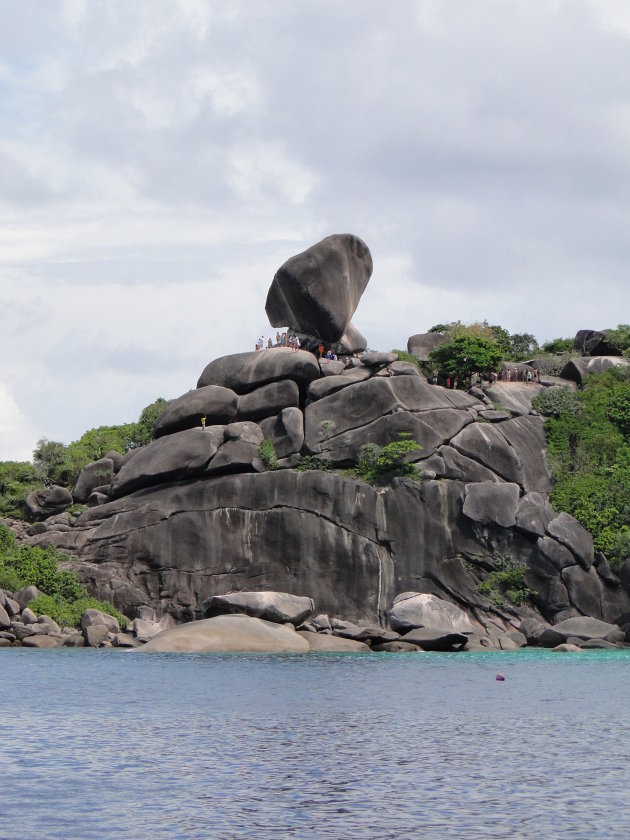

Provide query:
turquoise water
left=1, top=648, right=629, bottom=839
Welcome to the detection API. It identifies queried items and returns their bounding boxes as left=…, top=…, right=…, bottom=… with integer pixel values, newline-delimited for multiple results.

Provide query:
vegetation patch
left=258, top=439, right=278, bottom=470
left=0, top=522, right=126, bottom=628
left=476, top=555, right=536, bottom=607
left=350, top=433, right=423, bottom=484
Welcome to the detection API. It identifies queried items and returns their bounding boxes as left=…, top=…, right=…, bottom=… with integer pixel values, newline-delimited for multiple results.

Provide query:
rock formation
left=13, top=235, right=630, bottom=652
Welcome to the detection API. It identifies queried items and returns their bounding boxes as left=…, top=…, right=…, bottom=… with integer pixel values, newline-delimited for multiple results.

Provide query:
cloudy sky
left=2, top=0, right=630, bottom=461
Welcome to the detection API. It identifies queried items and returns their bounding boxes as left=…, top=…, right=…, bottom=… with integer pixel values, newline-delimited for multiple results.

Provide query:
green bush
left=531, top=387, right=581, bottom=419
left=392, top=349, right=420, bottom=367
left=0, top=461, right=46, bottom=518
left=353, top=433, right=422, bottom=484
left=476, top=555, right=536, bottom=607
left=294, top=456, right=331, bottom=472
left=429, top=335, right=503, bottom=384
left=0, top=522, right=126, bottom=629
left=258, top=440, right=278, bottom=470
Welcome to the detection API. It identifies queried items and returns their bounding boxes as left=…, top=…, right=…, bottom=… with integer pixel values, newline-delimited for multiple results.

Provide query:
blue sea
left=1, top=648, right=629, bottom=839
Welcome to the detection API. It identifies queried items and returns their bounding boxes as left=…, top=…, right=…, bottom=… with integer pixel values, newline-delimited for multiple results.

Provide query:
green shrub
left=0, top=522, right=126, bottom=629
left=476, top=555, right=536, bottom=607
left=392, top=349, right=420, bottom=367
left=0, top=461, right=46, bottom=518
left=353, top=433, right=422, bottom=484
left=531, top=387, right=581, bottom=418
left=258, top=440, right=278, bottom=470
left=29, top=594, right=127, bottom=630
left=294, top=456, right=331, bottom=472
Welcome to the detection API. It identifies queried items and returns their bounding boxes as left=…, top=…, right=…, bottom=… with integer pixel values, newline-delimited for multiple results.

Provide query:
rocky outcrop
left=24, top=486, right=72, bottom=521
left=407, top=332, right=448, bottom=361
left=16, top=235, right=630, bottom=647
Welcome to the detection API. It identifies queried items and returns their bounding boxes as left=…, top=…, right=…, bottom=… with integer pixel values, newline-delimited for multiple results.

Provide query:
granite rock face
left=265, top=234, right=373, bottom=342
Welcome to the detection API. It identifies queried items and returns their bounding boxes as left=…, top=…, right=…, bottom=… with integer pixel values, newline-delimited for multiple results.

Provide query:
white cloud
left=1, top=0, right=630, bottom=463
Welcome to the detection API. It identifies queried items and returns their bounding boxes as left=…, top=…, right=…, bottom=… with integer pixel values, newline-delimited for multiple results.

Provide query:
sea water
left=1, top=647, right=629, bottom=839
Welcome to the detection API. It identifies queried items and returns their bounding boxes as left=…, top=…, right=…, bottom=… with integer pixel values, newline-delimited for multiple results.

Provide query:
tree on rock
left=429, top=335, right=502, bottom=384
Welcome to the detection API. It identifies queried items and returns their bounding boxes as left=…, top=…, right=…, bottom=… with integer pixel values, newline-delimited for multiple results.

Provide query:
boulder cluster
left=0, top=587, right=138, bottom=649
left=10, top=234, right=630, bottom=653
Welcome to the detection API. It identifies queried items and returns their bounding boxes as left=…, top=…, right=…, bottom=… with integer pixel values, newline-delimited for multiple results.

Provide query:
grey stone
left=593, top=552, right=620, bottom=586
left=237, top=380, right=299, bottom=422
left=360, top=351, right=398, bottom=367
left=141, top=614, right=310, bottom=653
left=265, top=234, right=373, bottom=342
left=319, top=359, right=345, bottom=377
left=372, top=641, right=422, bottom=652
left=515, top=492, right=555, bottom=538
left=62, top=633, right=85, bottom=647
left=462, top=482, right=520, bottom=529
left=260, top=408, right=304, bottom=459
left=104, top=450, right=124, bottom=472
left=519, top=617, right=549, bottom=645
left=111, top=427, right=225, bottom=498
left=24, top=485, right=73, bottom=521
left=546, top=512, right=594, bottom=569
left=540, top=616, right=624, bottom=647
left=407, top=332, right=448, bottom=362
left=15, top=585, right=39, bottom=611
left=197, top=348, right=320, bottom=394
left=73, top=459, right=115, bottom=504
left=154, top=385, right=238, bottom=437
left=306, top=367, right=372, bottom=402
left=81, top=608, right=119, bottom=634
left=388, top=592, right=476, bottom=634
left=537, top=536, right=577, bottom=571
left=399, top=626, right=468, bottom=651
left=22, top=635, right=63, bottom=648
left=0, top=603, right=10, bottom=629
left=37, top=615, right=61, bottom=634
left=21, top=607, right=38, bottom=625
left=83, top=624, right=110, bottom=647
left=202, top=591, right=314, bottom=625
left=330, top=322, right=368, bottom=355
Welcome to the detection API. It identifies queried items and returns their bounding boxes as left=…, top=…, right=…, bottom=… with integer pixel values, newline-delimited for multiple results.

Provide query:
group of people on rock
left=429, top=366, right=540, bottom=389
left=254, top=333, right=340, bottom=360
left=255, top=333, right=301, bottom=352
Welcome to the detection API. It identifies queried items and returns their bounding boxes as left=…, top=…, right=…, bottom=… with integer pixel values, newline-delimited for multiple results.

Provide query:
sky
left=2, top=0, right=630, bottom=461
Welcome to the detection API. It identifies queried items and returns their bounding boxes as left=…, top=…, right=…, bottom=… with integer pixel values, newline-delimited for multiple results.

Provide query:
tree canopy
left=429, top=334, right=503, bottom=383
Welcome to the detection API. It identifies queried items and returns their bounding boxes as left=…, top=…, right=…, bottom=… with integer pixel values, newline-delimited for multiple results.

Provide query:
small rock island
left=9, top=233, right=630, bottom=653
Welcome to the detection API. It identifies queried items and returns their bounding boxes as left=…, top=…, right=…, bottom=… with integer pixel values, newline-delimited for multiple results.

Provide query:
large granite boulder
left=573, top=329, right=622, bottom=357
left=298, top=632, right=371, bottom=652
left=462, top=482, right=520, bottom=529
left=24, top=485, right=73, bottom=521
left=387, top=592, right=477, bottom=633
left=259, top=407, right=304, bottom=459
left=154, top=386, right=238, bottom=437
left=73, top=458, right=116, bottom=503
left=237, top=380, right=299, bottom=421
left=140, top=614, right=310, bottom=653
left=265, top=234, right=373, bottom=342
left=561, top=356, right=630, bottom=385
left=197, top=348, right=320, bottom=394
left=202, top=591, right=314, bottom=625
left=407, top=332, right=448, bottom=362
left=539, top=616, right=625, bottom=647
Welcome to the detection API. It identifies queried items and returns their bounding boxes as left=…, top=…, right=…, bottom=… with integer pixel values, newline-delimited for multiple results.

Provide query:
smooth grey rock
left=388, top=592, right=476, bottom=633
left=552, top=643, right=583, bottom=652
left=21, top=607, right=38, bottom=625
left=87, top=491, right=109, bottom=507
left=561, top=356, right=630, bottom=385
left=130, top=618, right=161, bottom=642
left=3, top=596, right=20, bottom=617
left=259, top=408, right=305, bottom=460
left=450, top=423, right=522, bottom=486
left=593, top=552, right=620, bottom=586
left=483, top=382, right=543, bottom=417
left=478, top=410, right=510, bottom=422
left=515, top=492, right=555, bottom=538
left=10, top=622, right=41, bottom=640
left=81, top=608, right=119, bottom=634
left=104, top=450, right=124, bottom=472
left=311, top=613, right=332, bottom=631
left=265, top=234, right=373, bottom=341
left=318, top=359, right=345, bottom=377
left=237, top=380, right=299, bottom=422
left=519, top=617, right=548, bottom=645
left=399, top=626, right=468, bottom=651
left=62, top=633, right=85, bottom=647
left=540, top=616, right=624, bottom=647
left=154, top=385, right=238, bottom=437
left=22, top=635, right=63, bottom=648
left=83, top=624, right=110, bottom=647
left=15, top=585, right=39, bottom=611
left=111, top=427, right=224, bottom=498
left=306, top=367, right=372, bottom=402
left=0, top=603, right=9, bottom=630
left=197, top=348, right=320, bottom=394
left=462, top=482, right=520, bottom=529
left=546, top=512, right=594, bottom=569
left=360, top=351, right=398, bottom=367
left=24, top=485, right=73, bottom=521
left=332, top=322, right=368, bottom=354
left=537, top=536, right=577, bottom=571
left=112, top=633, right=139, bottom=648
left=425, top=446, right=501, bottom=483
left=73, top=459, right=115, bottom=504
left=579, top=638, right=619, bottom=649
left=407, top=332, right=447, bottom=362
left=141, top=614, right=310, bottom=653
left=202, top=591, right=314, bottom=625
left=37, top=615, right=61, bottom=634
left=374, top=361, right=424, bottom=378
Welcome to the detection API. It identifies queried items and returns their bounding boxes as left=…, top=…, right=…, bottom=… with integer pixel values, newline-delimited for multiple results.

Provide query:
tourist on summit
left=318, top=342, right=325, bottom=358
left=513, top=367, right=519, bottom=382
left=267, top=338, right=273, bottom=349
left=526, top=368, right=532, bottom=384
left=276, top=331, right=281, bottom=345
